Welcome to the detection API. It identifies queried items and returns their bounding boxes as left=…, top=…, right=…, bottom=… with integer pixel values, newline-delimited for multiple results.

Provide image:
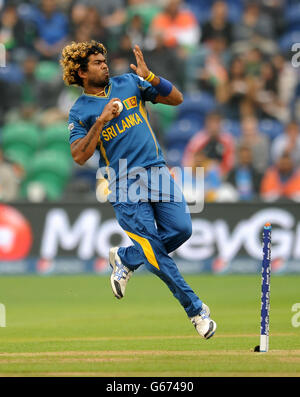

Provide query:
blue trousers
left=112, top=167, right=203, bottom=318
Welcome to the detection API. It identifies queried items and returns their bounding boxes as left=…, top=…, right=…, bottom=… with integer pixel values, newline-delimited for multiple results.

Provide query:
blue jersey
left=68, top=73, right=165, bottom=184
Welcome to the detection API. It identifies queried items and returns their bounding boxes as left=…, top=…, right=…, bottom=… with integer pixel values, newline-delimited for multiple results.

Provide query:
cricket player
left=60, top=40, right=216, bottom=339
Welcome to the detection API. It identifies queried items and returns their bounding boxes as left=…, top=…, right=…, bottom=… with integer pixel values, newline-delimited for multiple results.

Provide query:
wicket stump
left=255, top=222, right=271, bottom=352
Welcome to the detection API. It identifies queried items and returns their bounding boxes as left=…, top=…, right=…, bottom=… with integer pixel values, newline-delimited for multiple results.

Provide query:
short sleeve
left=68, top=111, right=88, bottom=144
left=130, top=73, right=159, bottom=103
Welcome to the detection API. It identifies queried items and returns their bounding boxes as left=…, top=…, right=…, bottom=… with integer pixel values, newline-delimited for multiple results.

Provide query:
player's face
left=206, top=116, right=221, bottom=138
left=86, top=53, right=109, bottom=88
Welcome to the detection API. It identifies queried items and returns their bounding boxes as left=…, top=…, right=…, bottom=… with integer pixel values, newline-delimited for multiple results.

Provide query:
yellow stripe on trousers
left=125, top=230, right=160, bottom=270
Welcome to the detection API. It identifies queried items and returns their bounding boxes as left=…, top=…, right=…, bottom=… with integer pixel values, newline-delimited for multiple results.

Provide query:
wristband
left=145, top=71, right=155, bottom=82
left=155, top=76, right=173, bottom=97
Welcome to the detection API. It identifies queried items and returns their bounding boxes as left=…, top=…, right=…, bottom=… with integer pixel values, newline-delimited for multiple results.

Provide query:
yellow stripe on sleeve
left=139, top=100, right=159, bottom=158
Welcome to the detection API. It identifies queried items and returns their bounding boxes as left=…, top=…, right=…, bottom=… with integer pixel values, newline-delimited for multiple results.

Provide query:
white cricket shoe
left=190, top=303, right=217, bottom=339
left=109, top=247, right=133, bottom=299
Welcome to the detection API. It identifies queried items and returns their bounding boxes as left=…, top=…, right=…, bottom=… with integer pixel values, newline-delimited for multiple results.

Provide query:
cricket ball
left=113, top=100, right=123, bottom=113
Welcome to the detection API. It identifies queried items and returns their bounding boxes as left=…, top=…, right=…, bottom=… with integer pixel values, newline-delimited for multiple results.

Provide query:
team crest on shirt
left=68, top=123, right=74, bottom=131
left=123, top=96, right=137, bottom=110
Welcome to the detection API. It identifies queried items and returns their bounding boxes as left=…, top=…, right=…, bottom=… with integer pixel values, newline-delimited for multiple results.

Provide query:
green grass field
left=0, top=274, right=299, bottom=377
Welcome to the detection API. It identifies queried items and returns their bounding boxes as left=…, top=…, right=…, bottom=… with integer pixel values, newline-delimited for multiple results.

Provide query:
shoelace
left=199, top=308, right=210, bottom=320
left=114, top=261, right=128, bottom=281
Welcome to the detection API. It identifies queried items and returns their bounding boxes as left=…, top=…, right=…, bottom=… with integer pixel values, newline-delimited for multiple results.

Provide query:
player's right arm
left=70, top=98, right=120, bottom=165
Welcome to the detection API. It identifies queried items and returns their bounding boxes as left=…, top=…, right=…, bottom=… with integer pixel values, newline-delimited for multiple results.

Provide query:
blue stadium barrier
left=177, top=113, right=206, bottom=129
left=17, top=2, right=38, bottom=22
left=279, top=31, right=300, bottom=52
left=73, top=168, right=97, bottom=189
left=286, top=24, right=300, bottom=34
left=185, top=0, right=243, bottom=23
left=286, top=0, right=300, bottom=6
left=185, top=0, right=213, bottom=23
left=165, top=118, right=202, bottom=146
left=165, top=144, right=186, bottom=167
left=285, top=4, right=300, bottom=33
left=295, top=82, right=300, bottom=98
left=0, top=64, right=23, bottom=83
left=259, top=119, right=284, bottom=141
left=222, top=119, right=242, bottom=138
left=285, top=4, right=300, bottom=24
left=227, top=4, right=243, bottom=23
left=164, top=117, right=204, bottom=166
left=177, top=92, right=217, bottom=119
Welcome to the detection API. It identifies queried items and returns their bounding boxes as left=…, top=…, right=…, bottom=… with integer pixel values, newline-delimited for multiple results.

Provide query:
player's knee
left=179, top=221, right=192, bottom=243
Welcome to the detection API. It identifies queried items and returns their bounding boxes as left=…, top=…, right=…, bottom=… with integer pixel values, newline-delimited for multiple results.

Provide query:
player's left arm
left=130, top=45, right=183, bottom=106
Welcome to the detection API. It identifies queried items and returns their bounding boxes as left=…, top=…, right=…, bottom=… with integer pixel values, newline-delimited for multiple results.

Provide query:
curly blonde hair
left=60, top=40, right=107, bottom=87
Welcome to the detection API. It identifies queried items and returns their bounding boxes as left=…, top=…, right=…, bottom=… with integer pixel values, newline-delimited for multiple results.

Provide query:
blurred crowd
left=0, top=0, right=300, bottom=203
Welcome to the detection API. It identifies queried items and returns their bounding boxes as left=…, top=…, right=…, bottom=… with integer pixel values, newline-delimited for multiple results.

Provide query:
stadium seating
left=0, top=0, right=298, bottom=204
left=34, top=61, right=61, bottom=82
left=148, top=102, right=178, bottom=133
left=41, top=122, right=71, bottom=157
left=126, top=3, right=162, bottom=32
left=1, top=122, right=40, bottom=169
left=21, top=150, right=72, bottom=200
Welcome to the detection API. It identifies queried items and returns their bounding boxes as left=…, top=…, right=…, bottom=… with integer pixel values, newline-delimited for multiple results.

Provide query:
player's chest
left=85, top=92, right=140, bottom=127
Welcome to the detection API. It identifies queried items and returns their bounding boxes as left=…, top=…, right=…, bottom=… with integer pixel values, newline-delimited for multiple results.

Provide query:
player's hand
left=130, top=45, right=151, bottom=79
left=98, top=98, right=121, bottom=124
